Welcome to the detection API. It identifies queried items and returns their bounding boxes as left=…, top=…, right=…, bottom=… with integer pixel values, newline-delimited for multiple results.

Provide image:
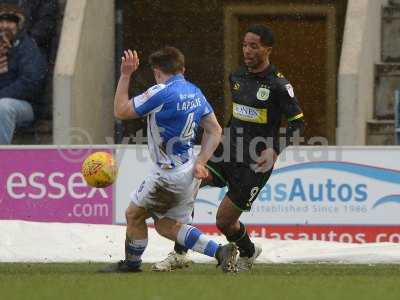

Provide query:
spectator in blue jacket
left=0, top=0, right=59, bottom=60
left=0, top=4, right=47, bottom=144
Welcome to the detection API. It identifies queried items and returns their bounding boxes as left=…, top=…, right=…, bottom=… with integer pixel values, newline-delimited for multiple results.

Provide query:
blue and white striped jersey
left=132, top=74, right=213, bottom=169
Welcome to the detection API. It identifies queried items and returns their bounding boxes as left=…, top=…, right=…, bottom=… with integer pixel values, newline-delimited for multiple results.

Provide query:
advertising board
left=0, top=148, right=113, bottom=224
left=115, top=146, right=400, bottom=243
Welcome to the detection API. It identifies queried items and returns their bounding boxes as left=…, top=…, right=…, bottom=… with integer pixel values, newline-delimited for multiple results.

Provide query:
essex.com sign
left=194, top=147, right=400, bottom=243
left=0, top=148, right=113, bottom=224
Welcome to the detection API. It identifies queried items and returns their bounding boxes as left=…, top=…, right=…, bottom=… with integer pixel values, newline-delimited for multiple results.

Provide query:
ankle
left=238, top=243, right=255, bottom=258
left=214, top=245, right=222, bottom=263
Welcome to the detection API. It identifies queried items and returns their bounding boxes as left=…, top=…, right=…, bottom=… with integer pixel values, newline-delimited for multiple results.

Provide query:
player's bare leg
left=154, top=217, right=238, bottom=273
left=216, top=196, right=262, bottom=272
left=152, top=175, right=213, bottom=272
left=99, top=203, right=150, bottom=273
left=101, top=204, right=237, bottom=273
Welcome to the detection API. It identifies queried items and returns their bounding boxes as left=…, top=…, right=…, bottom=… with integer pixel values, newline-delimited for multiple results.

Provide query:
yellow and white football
left=81, top=151, right=117, bottom=188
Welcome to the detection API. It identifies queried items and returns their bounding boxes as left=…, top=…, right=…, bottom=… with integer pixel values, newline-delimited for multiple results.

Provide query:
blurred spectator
left=0, top=0, right=59, bottom=61
left=0, top=4, right=47, bottom=144
left=1, top=0, right=60, bottom=124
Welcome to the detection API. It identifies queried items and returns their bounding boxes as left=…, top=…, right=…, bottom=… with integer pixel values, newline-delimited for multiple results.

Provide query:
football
left=81, top=151, right=117, bottom=188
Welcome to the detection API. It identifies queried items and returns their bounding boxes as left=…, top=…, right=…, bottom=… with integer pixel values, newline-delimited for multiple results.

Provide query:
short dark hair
left=246, top=24, right=274, bottom=47
left=149, top=46, right=185, bottom=75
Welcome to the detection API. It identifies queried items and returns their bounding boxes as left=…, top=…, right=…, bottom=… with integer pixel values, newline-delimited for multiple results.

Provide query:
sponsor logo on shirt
left=232, top=102, right=267, bottom=124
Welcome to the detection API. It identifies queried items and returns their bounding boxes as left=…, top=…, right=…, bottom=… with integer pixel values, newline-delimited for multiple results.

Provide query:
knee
left=0, top=98, right=15, bottom=117
left=125, top=205, right=146, bottom=227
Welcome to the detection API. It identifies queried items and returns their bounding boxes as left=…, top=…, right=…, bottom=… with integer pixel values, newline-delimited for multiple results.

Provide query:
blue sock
left=125, top=238, right=148, bottom=268
left=176, top=225, right=220, bottom=258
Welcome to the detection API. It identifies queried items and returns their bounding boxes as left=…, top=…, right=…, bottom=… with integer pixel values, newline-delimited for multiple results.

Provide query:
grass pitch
left=0, top=263, right=399, bottom=300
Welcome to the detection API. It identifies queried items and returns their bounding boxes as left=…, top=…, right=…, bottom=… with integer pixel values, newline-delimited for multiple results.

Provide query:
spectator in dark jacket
left=0, top=4, right=47, bottom=144
left=0, top=0, right=59, bottom=60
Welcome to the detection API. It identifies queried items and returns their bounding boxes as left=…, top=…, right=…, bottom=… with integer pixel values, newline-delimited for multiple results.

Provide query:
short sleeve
left=133, top=84, right=167, bottom=117
left=200, top=94, right=214, bottom=118
left=277, top=81, right=304, bottom=122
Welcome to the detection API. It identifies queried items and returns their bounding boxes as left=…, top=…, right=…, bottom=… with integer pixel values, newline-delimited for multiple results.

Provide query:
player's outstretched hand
left=121, top=49, right=139, bottom=76
left=254, top=148, right=277, bottom=173
left=194, top=162, right=209, bottom=180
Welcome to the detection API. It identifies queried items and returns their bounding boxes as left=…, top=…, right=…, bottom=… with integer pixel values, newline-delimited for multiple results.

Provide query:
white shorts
left=130, top=161, right=201, bottom=224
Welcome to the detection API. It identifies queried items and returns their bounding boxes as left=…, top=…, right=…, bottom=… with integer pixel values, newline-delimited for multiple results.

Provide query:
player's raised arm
left=114, top=49, right=140, bottom=120
left=195, top=112, right=222, bottom=179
